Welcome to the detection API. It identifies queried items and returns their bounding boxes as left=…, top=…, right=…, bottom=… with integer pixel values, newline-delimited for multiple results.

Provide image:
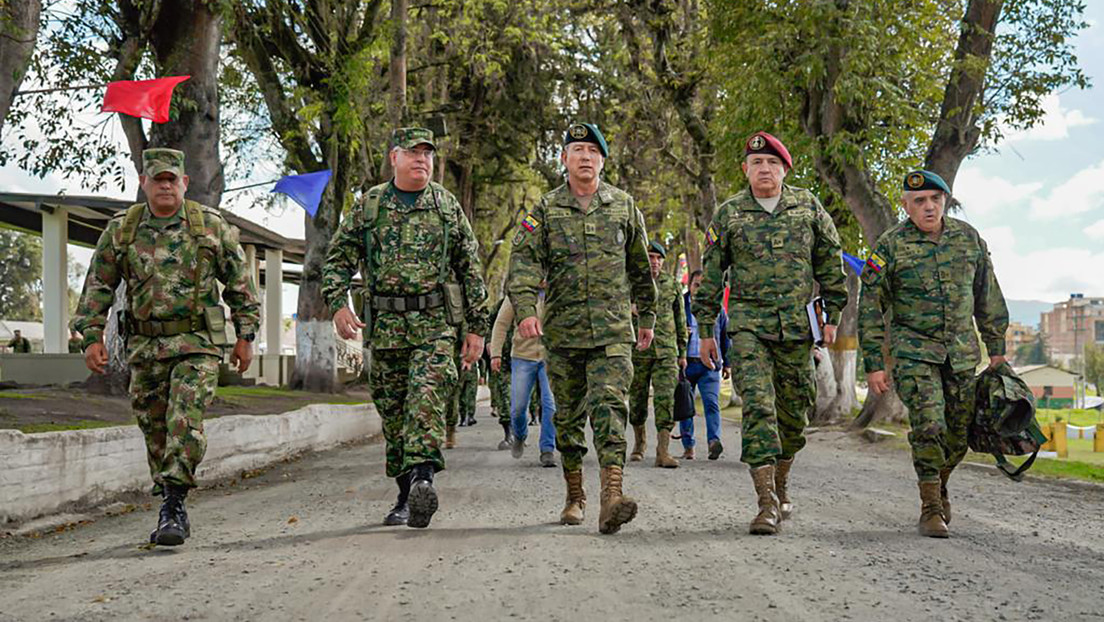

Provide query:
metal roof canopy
left=0, top=192, right=310, bottom=284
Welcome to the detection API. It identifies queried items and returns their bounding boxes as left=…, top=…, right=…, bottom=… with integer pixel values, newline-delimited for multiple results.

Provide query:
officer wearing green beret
left=858, top=169, right=1009, bottom=538
left=72, top=147, right=261, bottom=546
left=509, top=122, right=657, bottom=534
left=628, top=240, right=688, bottom=468
left=322, top=127, right=489, bottom=529
left=695, top=131, right=848, bottom=536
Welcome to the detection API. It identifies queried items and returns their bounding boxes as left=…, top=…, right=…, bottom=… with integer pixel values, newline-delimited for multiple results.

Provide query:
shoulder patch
left=520, top=213, right=540, bottom=232
left=705, top=224, right=720, bottom=246
left=865, top=252, right=886, bottom=273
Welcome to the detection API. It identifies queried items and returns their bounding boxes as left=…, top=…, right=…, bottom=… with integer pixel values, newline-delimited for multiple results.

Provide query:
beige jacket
left=490, top=296, right=545, bottom=362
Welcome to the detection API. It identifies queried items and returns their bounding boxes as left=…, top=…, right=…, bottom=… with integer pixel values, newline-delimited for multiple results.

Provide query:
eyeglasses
left=401, top=147, right=435, bottom=159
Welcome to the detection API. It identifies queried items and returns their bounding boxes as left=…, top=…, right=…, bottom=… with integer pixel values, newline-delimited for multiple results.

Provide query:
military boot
left=654, top=429, right=680, bottom=468
left=918, top=481, right=949, bottom=538
left=775, top=457, right=794, bottom=520
left=445, top=425, right=457, bottom=449
left=598, top=466, right=638, bottom=534
left=939, top=468, right=953, bottom=525
left=150, top=485, right=190, bottom=546
left=407, top=463, right=439, bottom=529
left=748, top=465, right=781, bottom=536
left=560, top=469, right=586, bottom=525
left=497, top=422, right=514, bottom=450
left=630, top=425, right=646, bottom=462
left=384, top=471, right=412, bottom=526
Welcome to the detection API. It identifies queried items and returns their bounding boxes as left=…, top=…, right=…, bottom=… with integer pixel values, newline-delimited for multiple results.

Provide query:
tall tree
left=0, top=230, right=44, bottom=321
left=0, top=0, right=41, bottom=134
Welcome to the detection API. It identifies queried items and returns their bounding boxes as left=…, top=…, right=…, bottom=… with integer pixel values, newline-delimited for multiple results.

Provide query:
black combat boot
left=384, top=472, right=412, bottom=526
left=407, top=463, right=439, bottom=529
left=497, top=422, right=514, bottom=450
left=150, top=485, right=190, bottom=546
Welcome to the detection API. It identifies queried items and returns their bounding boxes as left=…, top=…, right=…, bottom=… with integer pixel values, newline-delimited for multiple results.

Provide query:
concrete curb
left=0, top=403, right=381, bottom=525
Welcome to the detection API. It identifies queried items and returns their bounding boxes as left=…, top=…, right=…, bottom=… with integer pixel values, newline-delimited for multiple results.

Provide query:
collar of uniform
left=555, top=180, right=609, bottom=209
left=736, top=185, right=794, bottom=212
left=386, top=180, right=434, bottom=211
left=141, top=202, right=184, bottom=227
left=902, top=216, right=959, bottom=243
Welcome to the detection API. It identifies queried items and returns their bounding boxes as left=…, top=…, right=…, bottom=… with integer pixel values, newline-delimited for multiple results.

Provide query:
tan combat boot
left=560, top=469, right=586, bottom=525
left=630, top=425, right=646, bottom=462
left=749, top=465, right=781, bottom=535
left=654, top=429, right=680, bottom=468
left=918, top=481, right=949, bottom=538
left=598, top=466, right=638, bottom=534
left=444, top=425, right=456, bottom=449
left=775, top=457, right=794, bottom=520
left=939, top=468, right=953, bottom=525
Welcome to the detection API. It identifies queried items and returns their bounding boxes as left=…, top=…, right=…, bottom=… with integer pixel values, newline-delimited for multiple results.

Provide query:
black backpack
left=673, top=370, right=695, bottom=422
left=969, top=363, right=1047, bottom=481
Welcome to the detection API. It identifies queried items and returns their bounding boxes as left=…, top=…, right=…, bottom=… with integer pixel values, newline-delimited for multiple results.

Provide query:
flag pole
left=13, top=84, right=108, bottom=97
left=224, top=179, right=281, bottom=193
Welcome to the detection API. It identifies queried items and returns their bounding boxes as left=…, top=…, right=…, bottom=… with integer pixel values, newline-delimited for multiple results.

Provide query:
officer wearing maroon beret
left=693, top=131, right=847, bottom=535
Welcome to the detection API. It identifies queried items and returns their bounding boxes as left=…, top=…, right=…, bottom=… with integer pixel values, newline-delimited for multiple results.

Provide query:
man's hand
left=698, top=337, right=718, bottom=370
left=988, top=354, right=1008, bottom=370
left=460, top=333, right=485, bottom=370
left=867, top=370, right=890, bottom=395
left=84, top=342, right=108, bottom=374
left=823, top=324, right=838, bottom=346
left=333, top=307, right=365, bottom=340
left=230, top=338, right=253, bottom=373
left=491, top=356, right=502, bottom=373
left=678, top=357, right=687, bottom=371
left=518, top=316, right=542, bottom=339
left=636, top=328, right=654, bottom=351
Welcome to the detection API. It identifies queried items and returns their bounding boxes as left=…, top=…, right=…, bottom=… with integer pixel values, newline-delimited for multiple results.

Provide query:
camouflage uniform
left=509, top=181, right=656, bottom=471
left=629, top=271, right=687, bottom=432
left=694, top=185, right=847, bottom=467
left=71, top=149, right=260, bottom=492
left=7, top=336, right=31, bottom=353
left=446, top=326, right=480, bottom=427
left=322, top=173, right=488, bottom=479
left=488, top=298, right=513, bottom=426
left=858, top=216, right=1008, bottom=482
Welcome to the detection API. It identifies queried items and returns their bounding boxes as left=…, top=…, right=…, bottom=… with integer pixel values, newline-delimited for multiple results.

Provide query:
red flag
left=101, top=76, right=191, bottom=123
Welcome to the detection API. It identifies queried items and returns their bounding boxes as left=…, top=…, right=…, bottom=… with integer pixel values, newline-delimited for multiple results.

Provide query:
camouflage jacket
left=694, top=185, right=848, bottom=341
left=508, top=180, right=657, bottom=350
left=858, top=216, right=1008, bottom=374
left=321, top=181, right=489, bottom=350
left=633, top=271, right=687, bottom=360
left=71, top=202, right=261, bottom=362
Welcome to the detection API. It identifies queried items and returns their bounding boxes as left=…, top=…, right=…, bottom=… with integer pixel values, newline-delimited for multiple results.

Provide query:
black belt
left=372, top=291, right=445, bottom=313
left=127, top=315, right=206, bottom=337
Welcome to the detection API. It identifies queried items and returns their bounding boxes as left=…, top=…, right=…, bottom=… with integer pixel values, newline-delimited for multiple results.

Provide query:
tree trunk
left=83, top=282, right=131, bottom=396
left=380, top=0, right=408, bottom=181
left=813, top=271, right=859, bottom=424
left=683, top=224, right=701, bottom=273
left=0, top=0, right=41, bottom=135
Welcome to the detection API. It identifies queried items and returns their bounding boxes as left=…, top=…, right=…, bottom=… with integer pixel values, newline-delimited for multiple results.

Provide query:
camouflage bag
left=970, top=362, right=1046, bottom=481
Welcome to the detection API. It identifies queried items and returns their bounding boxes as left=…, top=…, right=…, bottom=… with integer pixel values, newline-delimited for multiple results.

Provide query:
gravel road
left=2, top=402, right=1101, bottom=622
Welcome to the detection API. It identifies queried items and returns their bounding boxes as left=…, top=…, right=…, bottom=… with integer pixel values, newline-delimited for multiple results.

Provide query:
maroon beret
left=744, top=131, right=792, bottom=170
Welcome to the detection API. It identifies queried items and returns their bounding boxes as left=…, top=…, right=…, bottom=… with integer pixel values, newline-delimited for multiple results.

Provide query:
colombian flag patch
left=865, top=252, right=886, bottom=273
left=705, top=225, right=719, bottom=246
left=521, top=214, right=540, bottom=232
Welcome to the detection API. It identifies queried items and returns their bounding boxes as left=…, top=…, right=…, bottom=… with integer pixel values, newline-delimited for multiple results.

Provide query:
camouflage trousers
left=371, top=337, right=457, bottom=478
left=729, top=331, right=814, bottom=468
left=546, top=345, right=633, bottom=471
left=129, top=354, right=219, bottom=492
left=628, top=355, right=679, bottom=432
left=445, top=348, right=479, bottom=427
left=489, top=360, right=512, bottom=425
left=893, top=357, right=975, bottom=482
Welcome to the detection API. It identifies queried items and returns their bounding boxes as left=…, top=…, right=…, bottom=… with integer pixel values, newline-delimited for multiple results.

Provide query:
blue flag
left=841, top=251, right=865, bottom=276
left=271, top=170, right=332, bottom=217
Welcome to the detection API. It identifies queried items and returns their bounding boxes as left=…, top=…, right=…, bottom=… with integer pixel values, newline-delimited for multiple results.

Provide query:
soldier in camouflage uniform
left=629, top=241, right=688, bottom=468
left=509, top=122, right=657, bottom=534
left=444, top=326, right=480, bottom=448
left=7, top=329, right=31, bottom=353
left=323, top=128, right=489, bottom=529
left=487, top=296, right=516, bottom=450
left=695, top=132, right=847, bottom=536
left=72, top=148, right=260, bottom=547
left=858, top=169, right=1008, bottom=538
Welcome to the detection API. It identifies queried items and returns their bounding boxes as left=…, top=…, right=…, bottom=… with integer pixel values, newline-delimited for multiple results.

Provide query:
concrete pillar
left=41, top=207, right=69, bottom=354
left=263, top=249, right=283, bottom=386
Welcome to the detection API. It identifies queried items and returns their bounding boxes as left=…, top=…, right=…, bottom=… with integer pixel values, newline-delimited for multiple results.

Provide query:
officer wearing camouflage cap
left=322, top=127, right=489, bottom=529
left=72, top=147, right=260, bottom=547
left=858, top=169, right=1009, bottom=538
left=509, top=122, right=657, bottom=534
left=695, top=131, right=847, bottom=536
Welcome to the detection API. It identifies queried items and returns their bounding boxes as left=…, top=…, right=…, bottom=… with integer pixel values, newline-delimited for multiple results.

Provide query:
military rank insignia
left=865, top=252, right=886, bottom=273
left=521, top=213, right=540, bottom=232
left=906, top=172, right=925, bottom=189
left=569, top=124, right=588, bottom=139
left=749, top=135, right=766, bottom=150
left=705, top=225, right=719, bottom=246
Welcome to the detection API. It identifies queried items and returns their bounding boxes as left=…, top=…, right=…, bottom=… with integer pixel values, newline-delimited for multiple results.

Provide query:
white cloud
left=1028, top=158, right=1104, bottom=220
left=980, top=225, right=1104, bottom=301
left=1086, top=219, right=1104, bottom=241
left=1002, top=92, right=1097, bottom=143
left=954, top=167, right=1042, bottom=217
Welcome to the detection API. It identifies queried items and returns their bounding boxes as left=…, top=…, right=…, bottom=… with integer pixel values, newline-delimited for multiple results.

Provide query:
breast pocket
left=549, top=217, right=583, bottom=259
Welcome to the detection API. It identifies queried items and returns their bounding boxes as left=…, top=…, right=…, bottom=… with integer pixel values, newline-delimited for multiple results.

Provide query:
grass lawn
left=215, top=385, right=366, bottom=406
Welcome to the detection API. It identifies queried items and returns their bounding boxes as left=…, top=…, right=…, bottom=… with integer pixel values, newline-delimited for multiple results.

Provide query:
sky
left=2, top=5, right=1102, bottom=313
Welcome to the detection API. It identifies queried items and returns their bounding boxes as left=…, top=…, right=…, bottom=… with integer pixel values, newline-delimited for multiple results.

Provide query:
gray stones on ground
left=861, top=427, right=897, bottom=443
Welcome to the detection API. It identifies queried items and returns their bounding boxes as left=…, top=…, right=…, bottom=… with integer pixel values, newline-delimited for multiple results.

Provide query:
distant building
left=1039, top=294, right=1104, bottom=369
left=1015, top=364, right=1084, bottom=409
left=1005, top=321, right=1038, bottom=363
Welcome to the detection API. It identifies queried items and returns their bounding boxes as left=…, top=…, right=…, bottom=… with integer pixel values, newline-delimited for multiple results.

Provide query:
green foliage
left=1082, top=343, right=1104, bottom=394
left=1015, top=334, right=1049, bottom=365
left=0, top=228, right=43, bottom=321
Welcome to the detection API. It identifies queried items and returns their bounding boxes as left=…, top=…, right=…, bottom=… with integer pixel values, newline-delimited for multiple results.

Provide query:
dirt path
left=1, top=401, right=1101, bottom=621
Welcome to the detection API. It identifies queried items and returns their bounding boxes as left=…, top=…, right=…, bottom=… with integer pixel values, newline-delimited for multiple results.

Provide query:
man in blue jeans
left=679, top=270, right=731, bottom=460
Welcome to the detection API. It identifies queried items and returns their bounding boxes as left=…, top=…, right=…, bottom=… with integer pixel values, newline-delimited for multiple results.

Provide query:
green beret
left=563, top=123, right=608, bottom=158
left=392, top=127, right=436, bottom=150
left=648, top=240, right=666, bottom=258
left=903, top=170, right=950, bottom=194
left=142, top=148, right=185, bottom=178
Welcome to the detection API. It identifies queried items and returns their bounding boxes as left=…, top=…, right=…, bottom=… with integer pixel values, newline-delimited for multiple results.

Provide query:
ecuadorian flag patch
left=705, top=225, right=719, bottom=246
left=865, top=252, right=886, bottom=273
left=521, top=214, right=540, bottom=232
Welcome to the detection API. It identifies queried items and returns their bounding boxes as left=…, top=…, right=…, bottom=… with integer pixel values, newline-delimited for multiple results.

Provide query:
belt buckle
left=393, top=297, right=406, bottom=312
left=149, top=322, right=162, bottom=337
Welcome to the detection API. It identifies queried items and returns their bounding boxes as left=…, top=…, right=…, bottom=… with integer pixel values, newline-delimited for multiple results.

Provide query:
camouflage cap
left=142, top=148, right=186, bottom=178
left=392, top=127, right=436, bottom=150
